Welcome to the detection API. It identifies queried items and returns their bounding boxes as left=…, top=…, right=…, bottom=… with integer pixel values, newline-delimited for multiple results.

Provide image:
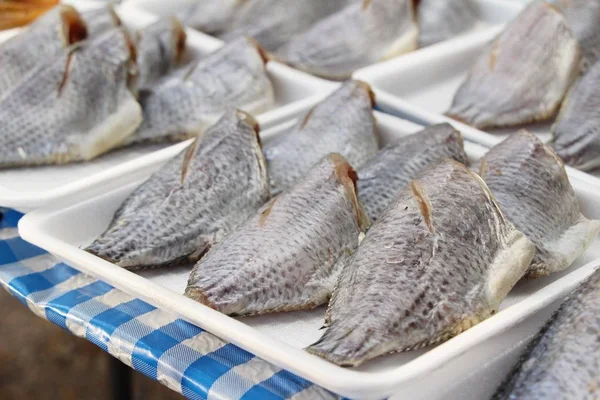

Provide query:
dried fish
left=554, top=0, right=600, bottom=68
left=175, top=0, right=243, bottom=35
left=418, top=0, right=477, bottom=47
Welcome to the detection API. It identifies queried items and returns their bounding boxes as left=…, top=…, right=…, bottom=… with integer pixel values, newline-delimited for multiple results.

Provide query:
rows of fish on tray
left=169, top=0, right=481, bottom=79
left=0, top=4, right=276, bottom=168
left=445, top=0, right=600, bottom=172
left=84, top=80, right=599, bottom=371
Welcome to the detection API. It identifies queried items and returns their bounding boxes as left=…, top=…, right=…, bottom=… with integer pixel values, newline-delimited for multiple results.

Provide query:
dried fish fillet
left=477, top=130, right=600, bottom=278
left=447, top=1, right=581, bottom=129
left=555, top=0, right=600, bottom=68
left=222, top=0, right=353, bottom=52
left=87, top=111, right=269, bottom=270
left=551, top=52, right=600, bottom=171
left=175, top=0, right=243, bottom=35
left=0, top=28, right=141, bottom=168
left=135, top=18, right=187, bottom=89
left=128, top=38, right=274, bottom=145
left=185, top=154, right=369, bottom=316
left=277, top=0, right=418, bottom=80
left=492, top=268, right=600, bottom=400
left=358, top=123, right=468, bottom=222
left=0, top=5, right=88, bottom=97
left=418, top=0, right=477, bottom=47
left=308, top=160, right=535, bottom=367
left=264, top=80, right=378, bottom=196
left=80, top=6, right=120, bottom=37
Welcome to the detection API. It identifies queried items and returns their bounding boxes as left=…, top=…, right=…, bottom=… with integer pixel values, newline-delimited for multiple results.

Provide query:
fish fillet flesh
left=221, top=0, right=353, bottom=52
left=80, top=6, right=121, bottom=37
left=476, top=130, right=600, bottom=278
left=418, top=0, right=477, bottom=47
left=554, top=0, right=600, bottom=68
left=358, top=123, right=468, bottom=222
left=277, top=0, right=418, bottom=80
left=551, top=51, right=600, bottom=171
left=175, top=0, right=243, bottom=35
left=127, top=38, right=274, bottom=145
left=185, top=153, right=369, bottom=316
left=135, top=17, right=187, bottom=89
left=263, top=80, right=378, bottom=196
left=0, top=28, right=141, bottom=168
left=308, top=160, right=535, bottom=367
left=492, top=267, right=600, bottom=400
left=447, top=1, right=581, bottom=129
left=87, top=111, right=269, bottom=270
left=0, top=5, right=88, bottom=97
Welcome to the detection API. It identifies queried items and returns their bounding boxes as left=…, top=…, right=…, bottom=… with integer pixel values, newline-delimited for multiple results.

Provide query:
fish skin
left=447, top=1, right=581, bottom=129
left=308, top=160, right=535, bottom=367
left=263, top=80, right=379, bottom=196
left=127, top=38, right=274, bottom=145
left=80, top=6, right=121, bottom=37
left=276, top=0, right=418, bottom=80
left=492, top=267, right=600, bottom=400
left=418, top=0, right=477, bottom=47
left=185, top=153, right=370, bottom=316
left=86, top=111, right=269, bottom=270
left=175, top=0, right=243, bottom=35
left=358, top=123, right=468, bottom=222
left=555, top=0, right=600, bottom=69
left=0, top=5, right=88, bottom=98
left=135, top=17, right=187, bottom=89
left=222, top=0, right=354, bottom=52
left=476, top=130, right=600, bottom=278
left=551, top=58, right=600, bottom=171
left=0, top=28, right=141, bottom=168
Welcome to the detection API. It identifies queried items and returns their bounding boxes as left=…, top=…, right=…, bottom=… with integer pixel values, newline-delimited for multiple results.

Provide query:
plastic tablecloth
left=0, top=209, right=337, bottom=400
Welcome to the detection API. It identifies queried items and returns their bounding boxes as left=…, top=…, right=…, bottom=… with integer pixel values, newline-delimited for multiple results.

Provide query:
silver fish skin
left=358, top=123, right=468, bottom=222
left=0, top=28, right=141, bottom=168
left=447, top=1, right=581, bottom=129
left=492, top=268, right=600, bottom=400
left=222, top=0, right=354, bottom=52
left=418, top=0, right=477, bottom=47
left=185, top=153, right=370, bottom=316
left=135, top=17, right=187, bottom=89
left=277, top=0, right=418, bottom=80
left=477, top=130, right=600, bottom=278
left=86, top=111, right=269, bottom=270
left=80, top=6, right=121, bottom=37
left=555, top=0, right=600, bottom=69
left=308, top=160, right=535, bottom=367
left=0, top=5, right=88, bottom=98
left=175, top=0, right=243, bottom=35
left=263, top=80, right=379, bottom=196
left=551, top=56, right=600, bottom=171
left=127, top=38, right=274, bottom=145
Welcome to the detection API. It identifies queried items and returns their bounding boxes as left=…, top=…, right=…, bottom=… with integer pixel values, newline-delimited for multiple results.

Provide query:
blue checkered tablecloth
left=0, top=209, right=338, bottom=400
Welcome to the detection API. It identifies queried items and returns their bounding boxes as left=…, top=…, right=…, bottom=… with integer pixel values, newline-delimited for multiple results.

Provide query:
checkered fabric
left=0, top=209, right=338, bottom=400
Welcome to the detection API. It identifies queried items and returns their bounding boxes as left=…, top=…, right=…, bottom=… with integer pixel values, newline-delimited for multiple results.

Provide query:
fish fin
left=330, top=153, right=371, bottom=231
left=57, top=46, right=80, bottom=96
left=60, top=5, right=87, bottom=46
left=107, top=5, right=122, bottom=27
left=246, top=37, right=270, bottom=64
left=170, top=16, right=187, bottom=64
left=181, top=137, right=202, bottom=185
left=259, top=198, right=278, bottom=228
left=409, top=180, right=435, bottom=234
left=299, top=107, right=315, bottom=129
left=362, top=0, right=373, bottom=10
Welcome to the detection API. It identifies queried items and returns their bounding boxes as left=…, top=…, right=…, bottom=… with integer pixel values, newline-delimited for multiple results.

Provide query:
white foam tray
left=0, top=2, right=335, bottom=213
left=19, top=110, right=600, bottom=400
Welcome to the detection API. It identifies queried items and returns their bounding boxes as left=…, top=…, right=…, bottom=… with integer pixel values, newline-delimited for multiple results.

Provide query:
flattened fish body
left=87, top=111, right=269, bottom=270
left=308, top=160, right=535, bottom=367
left=477, top=130, right=600, bottom=278
left=264, top=80, right=378, bottom=196
left=493, top=268, right=600, bottom=400
left=176, top=0, right=243, bottom=35
left=555, top=0, right=600, bottom=68
left=418, top=0, right=477, bottom=47
left=80, top=6, right=121, bottom=37
left=358, top=123, right=468, bottom=222
left=447, top=1, right=581, bottom=129
left=135, top=18, right=187, bottom=89
left=0, top=28, right=141, bottom=168
left=185, top=154, right=369, bottom=316
left=0, top=5, right=88, bottom=97
left=552, top=57, right=600, bottom=171
left=277, top=0, right=418, bottom=80
left=222, top=0, right=353, bottom=51
left=128, top=38, right=274, bottom=144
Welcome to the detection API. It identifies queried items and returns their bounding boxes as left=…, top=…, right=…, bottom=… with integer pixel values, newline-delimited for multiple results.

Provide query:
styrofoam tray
left=0, top=2, right=335, bottom=212
left=19, top=111, right=600, bottom=399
